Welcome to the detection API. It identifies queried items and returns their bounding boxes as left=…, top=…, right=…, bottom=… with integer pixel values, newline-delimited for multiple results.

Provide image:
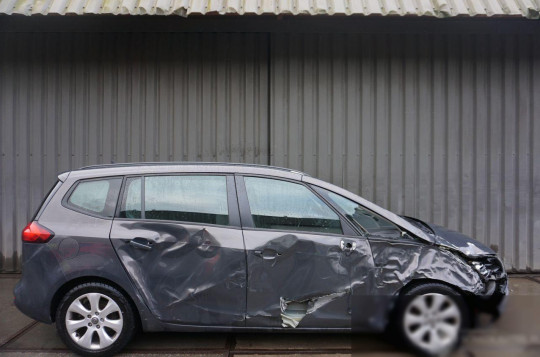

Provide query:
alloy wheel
left=403, top=293, right=461, bottom=354
left=65, top=293, right=123, bottom=350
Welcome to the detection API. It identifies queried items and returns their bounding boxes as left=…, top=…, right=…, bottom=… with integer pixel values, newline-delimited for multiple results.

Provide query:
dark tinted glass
left=67, top=178, right=122, bottom=218
left=244, top=177, right=342, bottom=234
left=144, top=175, right=229, bottom=225
left=119, top=177, right=142, bottom=219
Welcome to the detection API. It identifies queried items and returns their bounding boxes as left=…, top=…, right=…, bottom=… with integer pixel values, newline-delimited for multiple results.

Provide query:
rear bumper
left=14, top=279, right=54, bottom=323
left=13, top=242, right=65, bottom=324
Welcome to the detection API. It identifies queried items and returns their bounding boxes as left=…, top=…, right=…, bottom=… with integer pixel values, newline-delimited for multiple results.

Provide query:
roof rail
left=77, top=162, right=308, bottom=176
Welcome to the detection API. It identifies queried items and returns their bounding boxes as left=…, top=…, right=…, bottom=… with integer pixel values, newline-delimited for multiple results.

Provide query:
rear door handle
left=254, top=249, right=281, bottom=260
left=129, top=237, right=153, bottom=251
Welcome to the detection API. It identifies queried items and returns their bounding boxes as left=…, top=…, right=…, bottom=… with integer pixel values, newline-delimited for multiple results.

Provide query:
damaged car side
left=14, top=163, right=508, bottom=357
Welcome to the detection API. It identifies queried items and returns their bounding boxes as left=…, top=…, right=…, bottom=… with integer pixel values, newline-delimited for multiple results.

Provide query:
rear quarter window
left=65, top=178, right=122, bottom=218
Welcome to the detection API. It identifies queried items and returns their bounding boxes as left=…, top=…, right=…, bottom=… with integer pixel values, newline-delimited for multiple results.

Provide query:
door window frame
left=234, top=174, right=358, bottom=237
left=113, top=173, right=241, bottom=228
left=62, top=176, right=124, bottom=219
left=312, top=184, right=406, bottom=238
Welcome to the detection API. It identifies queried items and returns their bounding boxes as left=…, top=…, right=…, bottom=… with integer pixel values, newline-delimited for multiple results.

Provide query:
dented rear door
left=109, top=174, right=246, bottom=326
left=237, top=175, right=356, bottom=328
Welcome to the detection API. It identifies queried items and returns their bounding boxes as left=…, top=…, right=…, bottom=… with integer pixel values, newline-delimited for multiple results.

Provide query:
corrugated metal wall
left=270, top=33, right=540, bottom=272
left=1, top=31, right=539, bottom=272
left=0, top=32, right=269, bottom=272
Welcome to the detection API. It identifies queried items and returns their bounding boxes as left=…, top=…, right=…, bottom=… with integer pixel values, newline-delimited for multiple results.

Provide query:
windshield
left=315, top=187, right=402, bottom=237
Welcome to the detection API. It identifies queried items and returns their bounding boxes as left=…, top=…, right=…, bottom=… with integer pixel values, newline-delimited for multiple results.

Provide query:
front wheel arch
left=388, top=280, right=471, bottom=356
left=391, top=279, right=475, bottom=329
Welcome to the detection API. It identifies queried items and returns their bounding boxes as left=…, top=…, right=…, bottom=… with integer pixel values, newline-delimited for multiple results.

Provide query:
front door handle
left=254, top=248, right=281, bottom=260
left=129, top=237, right=153, bottom=251
left=340, top=240, right=356, bottom=252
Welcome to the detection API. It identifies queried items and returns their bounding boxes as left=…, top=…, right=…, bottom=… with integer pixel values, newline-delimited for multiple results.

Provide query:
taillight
left=22, top=222, right=54, bottom=243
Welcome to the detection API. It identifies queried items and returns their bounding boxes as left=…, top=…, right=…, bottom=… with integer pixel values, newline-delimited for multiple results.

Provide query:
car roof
left=66, top=162, right=307, bottom=181
left=62, top=161, right=432, bottom=244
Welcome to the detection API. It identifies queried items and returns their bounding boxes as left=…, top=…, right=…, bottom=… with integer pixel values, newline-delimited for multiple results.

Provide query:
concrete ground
left=0, top=275, right=539, bottom=357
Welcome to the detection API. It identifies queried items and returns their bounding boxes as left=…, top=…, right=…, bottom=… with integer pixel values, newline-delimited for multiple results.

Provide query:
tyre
left=392, top=282, right=468, bottom=356
left=55, top=282, right=137, bottom=356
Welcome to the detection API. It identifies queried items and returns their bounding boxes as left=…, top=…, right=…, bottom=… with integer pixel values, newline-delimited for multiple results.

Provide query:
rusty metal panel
left=0, top=32, right=269, bottom=272
left=1, top=0, right=539, bottom=18
left=269, top=33, right=540, bottom=272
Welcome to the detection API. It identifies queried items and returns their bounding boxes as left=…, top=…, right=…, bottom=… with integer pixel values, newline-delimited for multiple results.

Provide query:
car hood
left=401, top=216, right=496, bottom=258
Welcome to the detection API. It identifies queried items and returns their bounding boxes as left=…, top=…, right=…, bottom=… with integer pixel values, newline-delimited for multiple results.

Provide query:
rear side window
left=244, top=177, right=342, bottom=234
left=120, top=175, right=230, bottom=225
left=66, top=178, right=122, bottom=218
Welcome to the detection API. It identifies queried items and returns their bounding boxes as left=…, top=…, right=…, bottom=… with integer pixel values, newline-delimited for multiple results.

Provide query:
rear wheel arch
left=50, top=276, right=141, bottom=328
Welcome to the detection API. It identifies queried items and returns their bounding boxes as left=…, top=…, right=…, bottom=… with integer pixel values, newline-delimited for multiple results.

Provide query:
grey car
left=14, top=163, right=507, bottom=356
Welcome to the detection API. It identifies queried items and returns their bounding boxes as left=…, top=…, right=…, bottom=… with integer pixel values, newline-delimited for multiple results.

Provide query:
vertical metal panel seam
left=12, top=35, right=19, bottom=270
left=513, top=34, right=520, bottom=269
left=472, top=34, right=478, bottom=240
left=500, top=36, right=506, bottom=267
left=429, top=33, right=435, bottom=224
left=267, top=32, right=272, bottom=166
left=400, top=34, right=406, bottom=213
left=386, top=33, right=392, bottom=210
left=414, top=34, right=421, bottom=218
left=458, top=34, right=464, bottom=233
left=443, top=34, right=449, bottom=227
left=485, top=34, right=492, bottom=250
left=528, top=33, right=535, bottom=270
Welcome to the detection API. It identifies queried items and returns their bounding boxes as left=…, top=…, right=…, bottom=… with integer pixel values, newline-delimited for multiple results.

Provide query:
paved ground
left=1, top=274, right=539, bottom=356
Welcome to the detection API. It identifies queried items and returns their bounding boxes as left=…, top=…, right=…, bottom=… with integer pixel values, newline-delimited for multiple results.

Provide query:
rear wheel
left=56, top=282, right=136, bottom=356
left=392, top=283, right=468, bottom=356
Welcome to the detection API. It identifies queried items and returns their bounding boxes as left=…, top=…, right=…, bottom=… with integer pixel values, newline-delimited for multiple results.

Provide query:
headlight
left=471, top=261, right=490, bottom=279
left=469, top=256, right=506, bottom=280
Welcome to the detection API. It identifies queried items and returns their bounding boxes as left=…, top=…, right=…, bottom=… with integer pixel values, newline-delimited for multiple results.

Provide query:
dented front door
left=237, top=176, right=356, bottom=328
left=110, top=175, right=246, bottom=326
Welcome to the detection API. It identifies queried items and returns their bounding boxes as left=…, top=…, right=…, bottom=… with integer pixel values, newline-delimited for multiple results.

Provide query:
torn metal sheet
left=280, top=291, right=348, bottom=328
left=244, top=231, right=356, bottom=328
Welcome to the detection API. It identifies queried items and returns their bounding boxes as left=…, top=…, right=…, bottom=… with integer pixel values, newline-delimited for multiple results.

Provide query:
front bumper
left=471, top=278, right=509, bottom=320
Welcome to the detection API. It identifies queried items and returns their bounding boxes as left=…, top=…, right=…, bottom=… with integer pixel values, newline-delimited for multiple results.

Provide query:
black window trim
left=115, top=175, right=142, bottom=219
left=235, top=174, right=358, bottom=237
left=113, top=172, right=241, bottom=229
left=62, top=176, right=124, bottom=220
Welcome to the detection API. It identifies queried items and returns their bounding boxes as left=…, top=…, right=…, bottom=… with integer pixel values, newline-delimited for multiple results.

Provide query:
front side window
left=67, top=178, right=122, bottom=218
left=143, top=175, right=229, bottom=225
left=244, top=177, right=342, bottom=234
left=316, top=187, right=400, bottom=235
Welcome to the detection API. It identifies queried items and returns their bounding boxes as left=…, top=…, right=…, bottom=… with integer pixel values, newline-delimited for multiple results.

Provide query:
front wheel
left=392, top=283, right=468, bottom=356
left=55, top=282, right=137, bottom=356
